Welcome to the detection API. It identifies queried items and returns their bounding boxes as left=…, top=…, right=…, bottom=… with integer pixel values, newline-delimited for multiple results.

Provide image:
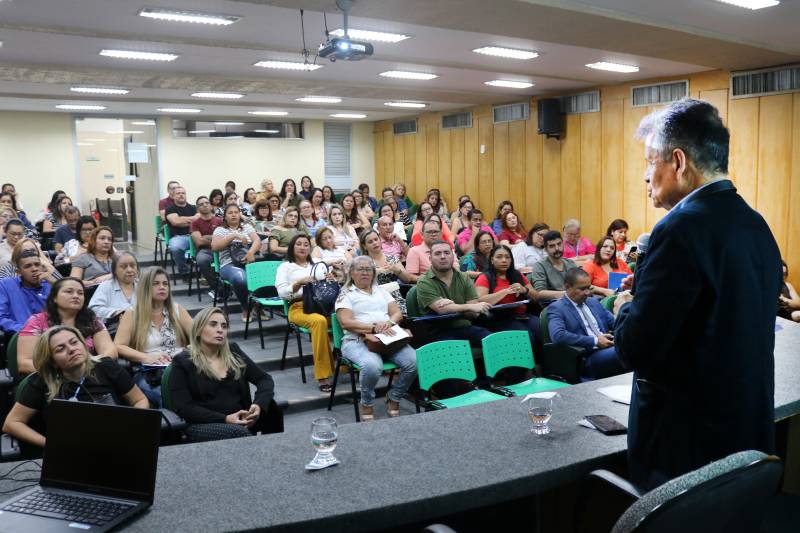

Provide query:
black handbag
left=229, top=241, right=249, bottom=268
left=302, top=262, right=340, bottom=315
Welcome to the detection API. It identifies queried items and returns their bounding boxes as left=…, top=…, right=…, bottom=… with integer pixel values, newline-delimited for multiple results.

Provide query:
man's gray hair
left=64, top=206, right=80, bottom=216
left=563, top=218, right=580, bottom=231
left=636, top=98, right=729, bottom=179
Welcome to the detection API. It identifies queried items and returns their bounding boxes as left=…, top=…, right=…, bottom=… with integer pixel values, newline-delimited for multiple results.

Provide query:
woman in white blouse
left=275, top=233, right=336, bottom=392
left=88, top=251, right=138, bottom=320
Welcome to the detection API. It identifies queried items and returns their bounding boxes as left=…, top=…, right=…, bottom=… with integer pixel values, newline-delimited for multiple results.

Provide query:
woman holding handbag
left=276, top=234, right=336, bottom=392
left=334, top=256, right=417, bottom=420
left=212, top=204, right=261, bottom=323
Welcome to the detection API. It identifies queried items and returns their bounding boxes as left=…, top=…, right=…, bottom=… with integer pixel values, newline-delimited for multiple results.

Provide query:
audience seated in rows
left=582, top=236, right=633, bottom=297
left=0, top=248, right=51, bottom=336
left=360, top=229, right=411, bottom=314
left=69, top=226, right=115, bottom=287
left=18, top=277, right=117, bottom=375
left=335, top=256, right=417, bottom=420
left=191, top=195, right=222, bottom=291
left=115, top=267, right=192, bottom=406
left=212, top=204, right=261, bottom=323
left=531, top=230, right=578, bottom=306
left=406, top=219, right=458, bottom=281
left=546, top=268, right=626, bottom=381
left=3, top=325, right=148, bottom=449
left=169, top=307, right=283, bottom=440
left=87, top=251, right=138, bottom=321
left=275, top=234, right=335, bottom=392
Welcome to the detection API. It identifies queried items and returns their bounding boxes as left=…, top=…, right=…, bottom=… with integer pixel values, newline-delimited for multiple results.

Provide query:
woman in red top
left=497, top=211, right=527, bottom=245
left=474, top=245, right=540, bottom=347
left=582, top=235, right=633, bottom=297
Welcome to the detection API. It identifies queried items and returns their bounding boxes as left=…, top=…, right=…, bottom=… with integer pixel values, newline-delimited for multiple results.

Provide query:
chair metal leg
left=256, top=305, right=265, bottom=350
left=196, top=267, right=202, bottom=302
left=296, top=330, right=306, bottom=383
left=327, top=355, right=341, bottom=412
left=244, top=299, right=253, bottom=340
left=186, top=261, right=193, bottom=296
left=349, top=366, right=359, bottom=422
left=280, top=326, right=291, bottom=371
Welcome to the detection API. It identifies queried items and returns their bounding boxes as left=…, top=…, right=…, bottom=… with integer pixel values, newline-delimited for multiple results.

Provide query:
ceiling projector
left=318, top=37, right=373, bottom=61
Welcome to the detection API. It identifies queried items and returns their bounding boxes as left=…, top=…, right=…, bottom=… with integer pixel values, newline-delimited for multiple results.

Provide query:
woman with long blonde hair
left=167, top=307, right=283, bottom=441
left=114, top=267, right=192, bottom=406
left=3, top=325, right=147, bottom=448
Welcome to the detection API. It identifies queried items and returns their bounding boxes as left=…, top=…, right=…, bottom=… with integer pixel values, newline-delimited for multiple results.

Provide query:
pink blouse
left=20, top=312, right=106, bottom=354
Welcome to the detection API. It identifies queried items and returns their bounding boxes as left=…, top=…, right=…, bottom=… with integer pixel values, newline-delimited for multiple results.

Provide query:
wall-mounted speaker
left=537, top=99, right=563, bottom=139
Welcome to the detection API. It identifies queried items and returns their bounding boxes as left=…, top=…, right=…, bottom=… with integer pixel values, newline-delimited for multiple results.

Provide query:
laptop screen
left=43, top=400, right=161, bottom=502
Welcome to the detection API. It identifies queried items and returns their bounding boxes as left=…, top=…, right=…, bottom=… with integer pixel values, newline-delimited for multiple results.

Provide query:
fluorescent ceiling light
left=296, top=96, right=342, bottom=103
left=714, top=0, right=779, bottom=9
left=189, top=130, right=216, bottom=134
left=131, top=121, right=155, bottom=125
left=255, top=129, right=281, bottom=133
left=157, top=108, right=202, bottom=113
left=384, top=101, right=427, bottom=108
left=138, top=7, right=241, bottom=25
left=379, top=71, right=438, bottom=80
left=485, top=80, right=534, bottom=89
left=106, top=130, right=144, bottom=134
left=70, top=87, right=130, bottom=95
left=253, top=60, right=322, bottom=71
left=214, top=121, right=244, bottom=126
left=330, top=113, right=367, bottom=118
left=191, top=92, right=244, bottom=99
left=586, top=61, right=639, bottom=73
left=472, top=46, right=538, bottom=60
left=56, top=104, right=107, bottom=110
left=248, top=111, right=288, bottom=116
left=76, top=142, right=94, bottom=146
left=100, top=49, right=178, bottom=62
left=330, top=28, right=409, bottom=43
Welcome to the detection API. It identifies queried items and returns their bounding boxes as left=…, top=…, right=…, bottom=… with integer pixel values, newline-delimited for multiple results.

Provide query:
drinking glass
left=520, top=393, right=559, bottom=435
left=308, top=417, right=339, bottom=469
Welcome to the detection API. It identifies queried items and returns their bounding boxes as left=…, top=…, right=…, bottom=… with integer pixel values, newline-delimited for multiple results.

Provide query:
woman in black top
left=168, top=307, right=283, bottom=441
left=2, top=325, right=147, bottom=449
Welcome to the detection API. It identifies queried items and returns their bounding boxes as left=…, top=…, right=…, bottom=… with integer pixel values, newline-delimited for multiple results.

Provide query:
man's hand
left=432, top=299, right=455, bottom=312
left=621, top=275, right=634, bottom=291
left=597, top=333, right=615, bottom=349
left=613, top=291, right=634, bottom=316
left=468, top=302, right=492, bottom=314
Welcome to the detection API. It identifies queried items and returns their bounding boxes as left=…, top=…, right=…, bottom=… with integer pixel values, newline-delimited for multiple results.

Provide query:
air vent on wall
left=731, top=65, right=800, bottom=99
left=492, top=102, right=529, bottom=124
left=560, top=91, right=600, bottom=114
left=631, top=80, right=688, bottom=107
left=442, top=111, right=472, bottom=129
left=393, top=119, right=417, bottom=135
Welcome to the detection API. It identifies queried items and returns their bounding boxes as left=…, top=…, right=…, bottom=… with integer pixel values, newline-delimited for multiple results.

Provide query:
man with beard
left=530, top=230, right=577, bottom=306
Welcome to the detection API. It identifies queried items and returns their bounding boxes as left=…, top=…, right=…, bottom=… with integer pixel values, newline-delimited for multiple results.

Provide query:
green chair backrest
left=154, top=215, right=163, bottom=236
left=416, top=340, right=476, bottom=392
left=540, top=308, right=552, bottom=344
left=481, top=330, right=535, bottom=378
left=331, top=313, right=344, bottom=350
left=161, top=221, right=171, bottom=241
left=245, top=261, right=281, bottom=292
left=600, top=295, right=617, bottom=311
left=406, top=286, right=422, bottom=318
left=187, top=236, right=197, bottom=258
left=628, top=261, right=636, bottom=272
left=7, top=333, right=19, bottom=378
left=212, top=251, right=221, bottom=273
left=282, top=299, right=291, bottom=317
left=405, top=224, right=413, bottom=243
left=160, top=364, right=174, bottom=411
left=14, top=373, right=34, bottom=402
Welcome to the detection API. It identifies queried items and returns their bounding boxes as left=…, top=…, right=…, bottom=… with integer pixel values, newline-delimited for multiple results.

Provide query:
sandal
left=359, top=404, right=375, bottom=421
left=385, top=397, right=401, bottom=418
left=318, top=382, right=333, bottom=393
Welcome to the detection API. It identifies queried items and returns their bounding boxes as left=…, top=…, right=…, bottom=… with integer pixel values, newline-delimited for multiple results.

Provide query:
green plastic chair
left=406, top=286, right=422, bottom=318
left=601, top=295, right=617, bottom=311
left=405, top=224, right=414, bottom=244
left=539, top=308, right=586, bottom=384
left=211, top=251, right=232, bottom=315
left=186, top=237, right=200, bottom=298
left=6, top=334, right=19, bottom=380
left=628, top=261, right=636, bottom=272
left=160, top=364, right=175, bottom=411
left=326, top=313, right=401, bottom=422
left=481, top=331, right=570, bottom=396
left=416, top=340, right=505, bottom=410
left=243, top=261, right=285, bottom=349
left=153, top=215, right=165, bottom=266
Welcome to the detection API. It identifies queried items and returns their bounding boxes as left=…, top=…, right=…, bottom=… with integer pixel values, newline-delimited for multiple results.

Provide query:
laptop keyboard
left=4, top=489, right=135, bottom=526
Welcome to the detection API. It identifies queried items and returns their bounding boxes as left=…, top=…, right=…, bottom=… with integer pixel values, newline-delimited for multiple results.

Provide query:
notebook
left=608, top=272, right=627, bottom=291
left=0, top=400, right=161, bottom=532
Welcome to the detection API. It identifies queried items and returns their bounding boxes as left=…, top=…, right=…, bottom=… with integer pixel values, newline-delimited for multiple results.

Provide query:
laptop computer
left=0, top=400, right=161, bottom=532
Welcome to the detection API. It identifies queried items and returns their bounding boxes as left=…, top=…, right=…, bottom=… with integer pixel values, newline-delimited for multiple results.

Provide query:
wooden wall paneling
left=374, top=132, right=385, bottom=189
left=787, top=93, right=800, bottom=288
left=403, top=133, right=416, bottom=192
left=464, top=123, right=479, bottom=214
left=601, top=99, right=624, bottom=228
left=542, top=136, right=561, bottom=227
left=450, top=128, right=466, bottom=207
left=414, top=127, right=427, bottom=204
left=383, top=130, right=395, bottom=186
left=438, top=128, right=453, bottom=207
left=425, top=124, right=439, bottom=198
left=493, top=122, right=510, bottom=215
left=525, top=109, right=543, bottom=224
left=699, top=89, right=729, bottom=125
left=477, top=116, right=494, bottom=213
left=728, top=97, right=760, bottom=208
left=394, top=131, right=405, bottom=187
left=508, top=120, right=526, bottom=221
left=756, top=93, right=793, bottom=253
left=622, top=102, right=648, bottom=238
left=560, top=114, right=581, bottom=226
left=580, top=112, right=603, bottom=240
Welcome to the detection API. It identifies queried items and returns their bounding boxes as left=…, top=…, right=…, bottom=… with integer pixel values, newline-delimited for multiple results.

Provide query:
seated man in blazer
left=546, top=268, right=626, bottom=381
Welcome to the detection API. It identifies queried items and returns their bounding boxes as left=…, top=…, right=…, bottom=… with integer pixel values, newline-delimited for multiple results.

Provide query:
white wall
left=0, top=111, right=77, bottom=218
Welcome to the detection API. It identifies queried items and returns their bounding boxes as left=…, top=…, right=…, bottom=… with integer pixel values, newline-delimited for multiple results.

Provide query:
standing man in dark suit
left=547, top=268, right=625, bottom=381
left=613, top=99, right=783, bottom=490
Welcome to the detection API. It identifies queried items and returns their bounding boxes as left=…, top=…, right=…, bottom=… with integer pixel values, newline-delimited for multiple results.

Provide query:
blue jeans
left=341, top=338, right=417, bottom=407
left=168, top=235, right=191, bottom=274
left=134, top=370, right=162, bottom=408
left=581, top=346, right=626, bottom=381
left=220, top=263, right=248, bottom=309
left=196, top=249, right=217, bottom=288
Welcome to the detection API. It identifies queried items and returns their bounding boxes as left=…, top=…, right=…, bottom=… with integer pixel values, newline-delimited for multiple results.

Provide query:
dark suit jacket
left=547, top=296, right=614, bottom=350
left=615, top=179, right=782, bottom=490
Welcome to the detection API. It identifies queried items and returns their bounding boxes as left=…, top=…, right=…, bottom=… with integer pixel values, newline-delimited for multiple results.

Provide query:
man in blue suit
left=547, top=268, right=625, bottom=381
left=614, top=99, right=782, bottom=490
